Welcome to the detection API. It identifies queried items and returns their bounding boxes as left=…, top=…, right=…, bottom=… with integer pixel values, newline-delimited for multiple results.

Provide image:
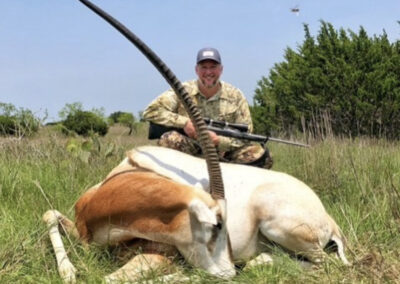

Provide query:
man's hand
left=184, top=120, right=219, bottom=146
left=183, top=120, right=197, bottom=138
left=208, top=130, right=219, bottom=146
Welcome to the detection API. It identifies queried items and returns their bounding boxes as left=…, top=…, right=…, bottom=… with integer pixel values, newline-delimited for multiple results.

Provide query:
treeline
left=0, top=102, right=139, bottom=137
left=251, top=21, right=400, bottom=139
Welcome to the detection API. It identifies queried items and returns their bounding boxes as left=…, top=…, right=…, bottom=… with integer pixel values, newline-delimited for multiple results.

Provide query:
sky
left=1, top=0, right=399, bottom=122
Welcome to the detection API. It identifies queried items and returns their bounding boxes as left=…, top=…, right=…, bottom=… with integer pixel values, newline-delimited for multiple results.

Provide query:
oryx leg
left=42, top=183, right=100, bottom=283
left=105, top=240, right=188, bottom=283
left=258, top=220, right=327, bottom=264
left=104, top=253, right=175, bottom=283
left=243, top=253, right=273, bottom=270
left=42, top=209, right=77, bottom=284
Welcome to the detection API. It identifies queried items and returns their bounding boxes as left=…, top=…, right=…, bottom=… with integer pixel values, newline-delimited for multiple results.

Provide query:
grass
left=0, top=125, right=399, bottom=283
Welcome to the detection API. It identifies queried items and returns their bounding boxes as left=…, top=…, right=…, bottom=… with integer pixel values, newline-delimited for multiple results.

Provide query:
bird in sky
left=290, top=5, right=300, bottom=16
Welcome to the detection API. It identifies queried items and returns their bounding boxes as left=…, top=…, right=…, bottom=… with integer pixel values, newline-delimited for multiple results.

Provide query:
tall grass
left=0, top=125, right=399, bottom=283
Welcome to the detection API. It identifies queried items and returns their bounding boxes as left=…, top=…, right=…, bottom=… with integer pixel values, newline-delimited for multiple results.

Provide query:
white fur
left=188, top=199, right=218, bottom=225
left=128, top=146, right=349, bottom=264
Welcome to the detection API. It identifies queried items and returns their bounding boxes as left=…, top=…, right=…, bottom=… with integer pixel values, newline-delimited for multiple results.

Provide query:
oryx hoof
left=243, top=253, right=273, bottom=270
left=58, top=259, right=77, bottom=284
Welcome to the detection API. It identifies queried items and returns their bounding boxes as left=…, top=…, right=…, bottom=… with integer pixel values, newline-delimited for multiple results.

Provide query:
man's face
left=195, top=60, right=223, bottom=89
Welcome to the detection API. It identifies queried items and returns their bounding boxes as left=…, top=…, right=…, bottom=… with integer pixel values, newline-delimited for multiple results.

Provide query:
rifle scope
left=204, top=118, right=249, bottom=132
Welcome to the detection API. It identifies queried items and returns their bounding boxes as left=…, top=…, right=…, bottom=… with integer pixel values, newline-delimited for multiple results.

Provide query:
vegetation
left=62, top=110, right=108, bottom=136
left=56, top=102, right=108, bottom=136
left=0, top=125, right=399, bottom=283
left=0, top=103, right=40, bottom=137
left=0, top=102, right=140, bottom=139
left=109, top=111, right=136, bottom=135
left=252, top=21, right=400, bottom=139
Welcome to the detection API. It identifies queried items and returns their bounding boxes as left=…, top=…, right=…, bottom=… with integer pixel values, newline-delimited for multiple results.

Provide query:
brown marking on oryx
left=76, top=171, right=215, bottom=242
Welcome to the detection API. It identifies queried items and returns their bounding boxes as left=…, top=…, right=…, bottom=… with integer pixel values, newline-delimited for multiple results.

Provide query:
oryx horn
left=77, top=0, right=225, bottom=199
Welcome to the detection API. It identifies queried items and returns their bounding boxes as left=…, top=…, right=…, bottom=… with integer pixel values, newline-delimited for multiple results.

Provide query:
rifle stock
left=148, top=122, right=185, bottom=140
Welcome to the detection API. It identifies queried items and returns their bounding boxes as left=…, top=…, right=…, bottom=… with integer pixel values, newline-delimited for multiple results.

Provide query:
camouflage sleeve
left=142, top=89, right=189, bottom=128
left=235, top=94, right=253, bottom=133
left=217, top=93, right=254, bottom=152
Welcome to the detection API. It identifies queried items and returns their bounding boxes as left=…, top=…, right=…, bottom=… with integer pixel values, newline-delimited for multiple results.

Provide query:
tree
left=0, top=103, right=40, bottom=136
left=109, top=111, right=124, bottom=124
left=252, top=21, right=400, bottom=139
left=62, top=110, right=108, bottom=136
left=117, top=113, right=136, bottom=135
left=108, top=111, right=136, bottom=135
left=58, top=102, right=83, bottom=120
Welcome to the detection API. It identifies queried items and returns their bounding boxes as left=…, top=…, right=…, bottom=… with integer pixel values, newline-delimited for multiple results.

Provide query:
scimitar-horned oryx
left=128, top=146, right=351, bottom=268
left=43, top=0, right=234, bottom=283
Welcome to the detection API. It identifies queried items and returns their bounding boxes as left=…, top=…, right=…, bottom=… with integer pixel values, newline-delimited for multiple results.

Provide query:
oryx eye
left=208, top=221, right=222, bottom=253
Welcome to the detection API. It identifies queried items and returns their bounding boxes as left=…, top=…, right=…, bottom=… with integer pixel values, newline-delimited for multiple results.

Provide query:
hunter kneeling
left=143, top=47, right=273, bottom=169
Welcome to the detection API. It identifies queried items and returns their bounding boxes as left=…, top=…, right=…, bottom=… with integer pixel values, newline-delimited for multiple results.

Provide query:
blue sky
left=1, top=0, right=399, bottom=122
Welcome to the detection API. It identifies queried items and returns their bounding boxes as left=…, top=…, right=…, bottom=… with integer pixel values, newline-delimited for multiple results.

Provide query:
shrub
left=0, top=103, right=40, bottom=136
left=62, top=110, right=108, bottom=136
left=109, top=111, right=124, bottom=123
left=0, top=115, right=17, bottom=135
left=109, top=111, right=136, bottom=135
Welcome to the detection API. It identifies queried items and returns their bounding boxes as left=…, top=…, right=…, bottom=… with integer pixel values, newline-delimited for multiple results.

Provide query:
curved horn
left=78, top=0, right=224, bottom=199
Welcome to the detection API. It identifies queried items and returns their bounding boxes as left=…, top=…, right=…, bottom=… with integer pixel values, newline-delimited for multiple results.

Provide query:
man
left=143, top=47, right=273, bottom=169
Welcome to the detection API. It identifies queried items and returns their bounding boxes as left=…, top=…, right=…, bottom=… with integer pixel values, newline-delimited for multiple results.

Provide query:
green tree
left=62, top=110, right=108, bottom=136
left=0, top=103, right=40, bottom=136
left=252, top=21, right=400, bottom=139
left=109, top=111, right=124, bottom=124
left=58, top=102, right=83, bottom=120
left=118, top=113, right=136, bottom=135
left=108, top=111, right=136, bottom=135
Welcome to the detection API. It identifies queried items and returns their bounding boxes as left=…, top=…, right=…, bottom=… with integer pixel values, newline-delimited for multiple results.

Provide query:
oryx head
left=173, top=198, right=233, bottom=278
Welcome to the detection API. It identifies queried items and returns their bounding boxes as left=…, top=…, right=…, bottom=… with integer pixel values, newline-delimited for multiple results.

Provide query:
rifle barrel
left=208, top=126, right=310, bottom=148
left=267, top=137, right=310, bottom=148
left=208, top=126, right=267, bottom=143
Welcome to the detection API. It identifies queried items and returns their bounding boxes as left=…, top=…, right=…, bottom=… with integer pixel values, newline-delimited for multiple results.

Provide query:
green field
left=1, top=125, right=399, bottom=283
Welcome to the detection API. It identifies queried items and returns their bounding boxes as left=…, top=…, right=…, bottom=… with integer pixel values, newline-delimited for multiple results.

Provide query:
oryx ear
left=188, top=199, right=217, bottom=225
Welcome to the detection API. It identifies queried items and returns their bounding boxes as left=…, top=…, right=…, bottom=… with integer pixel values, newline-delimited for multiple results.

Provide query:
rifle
left=148, top=119, right=310, bottom=148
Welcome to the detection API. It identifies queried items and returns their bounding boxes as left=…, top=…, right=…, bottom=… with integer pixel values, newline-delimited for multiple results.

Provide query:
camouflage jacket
left=143, top=80, right=253, bottom=152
